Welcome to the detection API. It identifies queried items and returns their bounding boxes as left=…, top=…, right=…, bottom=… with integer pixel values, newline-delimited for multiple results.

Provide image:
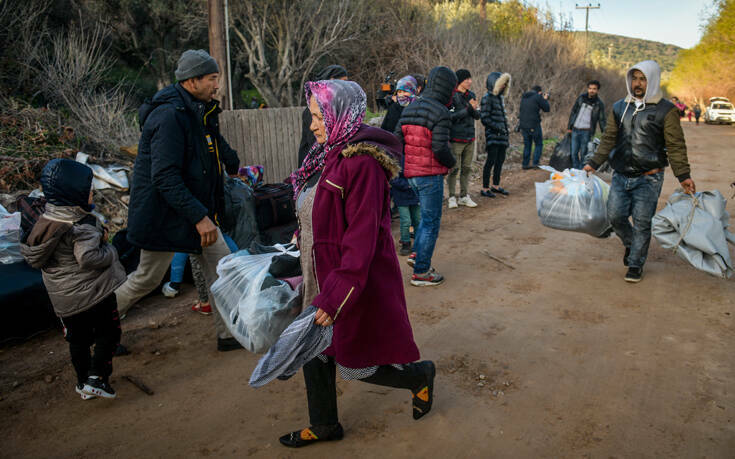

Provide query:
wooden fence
left=219, top=107, right=305, bottom=183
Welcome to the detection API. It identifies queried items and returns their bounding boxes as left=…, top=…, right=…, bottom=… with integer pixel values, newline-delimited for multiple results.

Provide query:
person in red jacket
left=394, top=66, right=457, bottom=287
left=282, top=79, right=436, bottom=448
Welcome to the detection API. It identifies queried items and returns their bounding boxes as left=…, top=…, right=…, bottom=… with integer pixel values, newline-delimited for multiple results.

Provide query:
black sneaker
left=75, top=383, right=96, bottom=400
left=217, top=337, right=244, bottom=352
left=480, top=189, right=496, bottom=198
left=82, top=376, right=116, bottom=399
left=624, top=267, right=643, bottom=283
left=522, top=165, right=532, bottom=170
left=399, top=241, right=412, bottom=256
left=623, top=247, right=631, bottom=267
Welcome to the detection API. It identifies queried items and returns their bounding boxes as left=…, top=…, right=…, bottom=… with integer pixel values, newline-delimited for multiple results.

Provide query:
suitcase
left=253, top=183, right=296, bottom=230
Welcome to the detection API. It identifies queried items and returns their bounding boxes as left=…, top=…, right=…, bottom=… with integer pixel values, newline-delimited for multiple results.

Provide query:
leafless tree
left=231, top=0, right=364, bottom=107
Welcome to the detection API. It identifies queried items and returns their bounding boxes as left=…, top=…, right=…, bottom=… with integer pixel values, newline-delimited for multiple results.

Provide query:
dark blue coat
left=519, top=90, right=550, bottom=129
left=127, top=84, right=239, bottom=254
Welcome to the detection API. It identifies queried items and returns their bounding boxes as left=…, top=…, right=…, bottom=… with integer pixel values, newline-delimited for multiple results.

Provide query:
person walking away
left=395, top=66, right=457, bottom=286
left=584, top=60, right=695, bottom=283
left=381, top=75, right=418, bottom=134
left=567, top=80, right=606, bottom=170
left=519, top=85, right=550, bottom=169
left=693, top=103, right=702, bottom=125
left=21, top=159, right=126, bottom=400
left=282, top=79, right=435, bottom=447
left=686, top=108, right=693, bottom=122
left=480, top=71, right=512, bottom=198
left=447, top=69, right=480, bottom=209
left=297, top=65, right=348, bottom=166
left=116, top=49, right=242, bottom=351
left=381, top=75, right=421, bottom=256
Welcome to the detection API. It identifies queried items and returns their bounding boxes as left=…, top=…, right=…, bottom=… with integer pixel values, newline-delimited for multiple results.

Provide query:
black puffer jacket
left=127, top=84, right=239, bottom=254
left=450, top=89, right=480, bottom=142
left=519, top=90, right=550, bottom=129
left=395, top=66, right=458, bottom=176
left=380, top=101, right=404, bottom=134
left=480, top=72, right=511, bottom=147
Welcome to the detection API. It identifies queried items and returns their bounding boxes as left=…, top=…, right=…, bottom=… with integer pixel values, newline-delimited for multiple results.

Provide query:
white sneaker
left=448, top=196, right=458, bottom=209
left=161, top=282, right=179, bottom=298
left=458, top=195, right=478, bottom=208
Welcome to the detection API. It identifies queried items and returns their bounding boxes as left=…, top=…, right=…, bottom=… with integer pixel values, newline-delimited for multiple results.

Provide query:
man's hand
left=680, top=178, right=696, bottom=194
left=195, top=216, right=218, bottom=248
left=583, top=164, right=595, bottom=175
left=567, top=129, right=572, bottom=133
left=314, top=308, right=333, bottom=327
left=470, top=99, right=479, bottom=110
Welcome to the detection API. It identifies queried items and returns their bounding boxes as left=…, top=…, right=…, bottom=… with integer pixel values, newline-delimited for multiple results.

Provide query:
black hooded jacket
left=395, top=66, right=458, bottom=175
left=297, top=65, right=348, bottom=166
left=480, top=72, right=510, bottom=147
left=41, top=159, right=94, bottom=212
left=519, top=90, right=550, bottom=129
left=127, top=83, right=239, bottom=254
left=450, top=89, right=480, bottom=142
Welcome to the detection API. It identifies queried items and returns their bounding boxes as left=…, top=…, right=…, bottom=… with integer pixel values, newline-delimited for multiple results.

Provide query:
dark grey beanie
left=175, top=49, right=220, bottom=81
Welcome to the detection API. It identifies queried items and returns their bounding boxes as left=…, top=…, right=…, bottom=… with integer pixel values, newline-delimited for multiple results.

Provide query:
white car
left=705, top=97, right=735, bottom=124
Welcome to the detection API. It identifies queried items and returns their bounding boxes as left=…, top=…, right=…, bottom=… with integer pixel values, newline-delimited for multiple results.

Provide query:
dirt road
left=2, top=123, right=734, bottom=458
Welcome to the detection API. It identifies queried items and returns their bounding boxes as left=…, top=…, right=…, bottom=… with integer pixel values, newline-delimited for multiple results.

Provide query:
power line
left=576, top=2, right=601, bottom=61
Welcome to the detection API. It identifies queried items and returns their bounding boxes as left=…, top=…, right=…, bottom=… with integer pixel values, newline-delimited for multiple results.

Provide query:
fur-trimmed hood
left=341, top=142, right=401, bottom=181
left=487, top=72, right=511, bottom=96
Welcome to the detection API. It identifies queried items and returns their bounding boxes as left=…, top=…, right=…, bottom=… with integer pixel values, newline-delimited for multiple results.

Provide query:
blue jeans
left=607, top=171, right=664, bottom=269
left=521, top=126, right=543, bottom=167
left=570, top=129, right=591, bottom=169
left=170, top=233, right=238, bottom=283
left=398, top=205, right=421, bottom=243
left=408, top=175, right=444, bottom=274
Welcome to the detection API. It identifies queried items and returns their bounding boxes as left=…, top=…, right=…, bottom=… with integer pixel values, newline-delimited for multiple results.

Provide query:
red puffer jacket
left=395, top=66, right=457, bottom=178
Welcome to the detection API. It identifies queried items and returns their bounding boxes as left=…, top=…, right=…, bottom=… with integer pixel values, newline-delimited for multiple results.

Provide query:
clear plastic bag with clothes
left=211, top=243, right=303, bottom=353
left=0, top=204, right=23, bottom=264
left=535, top=166, right=612, bottom=237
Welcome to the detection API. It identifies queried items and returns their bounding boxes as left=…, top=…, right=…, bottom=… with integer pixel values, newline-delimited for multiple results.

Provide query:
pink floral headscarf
left=290, top=79, right=367, bottom=198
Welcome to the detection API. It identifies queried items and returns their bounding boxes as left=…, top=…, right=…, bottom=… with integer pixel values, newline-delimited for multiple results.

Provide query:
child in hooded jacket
left=21, top=159, right=126, bottom=400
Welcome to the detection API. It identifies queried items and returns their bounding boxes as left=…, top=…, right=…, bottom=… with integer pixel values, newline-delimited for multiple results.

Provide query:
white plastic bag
left=211, top=244, right=302, bottom=353
left=0, top=204, right=23, bottom=264
left=535, top=166, right=611, bottom=237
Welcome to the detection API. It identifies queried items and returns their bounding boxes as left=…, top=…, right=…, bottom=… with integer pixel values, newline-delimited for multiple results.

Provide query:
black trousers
left=303, top=356, right=424, bottom=426
left=61, top=294, right=121, bottom=385
left=483, top=143, right=507, bottom=188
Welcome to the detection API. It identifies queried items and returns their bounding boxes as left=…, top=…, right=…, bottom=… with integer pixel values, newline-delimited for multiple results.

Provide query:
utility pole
left=576, top=2, right=600, bottom=62
left=208, top=0, right=232, bottom=110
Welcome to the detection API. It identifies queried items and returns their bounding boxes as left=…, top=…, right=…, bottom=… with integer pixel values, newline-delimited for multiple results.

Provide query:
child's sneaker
left=191, top=302, right=212, bottom=315
left=75, top=383, right=96, bottom=400
left=411, top=270, right=445, bottom=287
left=399, top=241, right=412, bottom=256
left=161, top=282, right=180, bottom=298
left=406, top=252, right=416, bottom=267
left=82, top=376, right=116, bottom=399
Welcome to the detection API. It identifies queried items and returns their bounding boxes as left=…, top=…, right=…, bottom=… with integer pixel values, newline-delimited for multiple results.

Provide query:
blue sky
left=526, top=0, right=714, bottom=48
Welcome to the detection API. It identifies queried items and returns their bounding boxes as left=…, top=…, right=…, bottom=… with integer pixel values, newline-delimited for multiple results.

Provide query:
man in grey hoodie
left=585, top=60, right=696, bottom=283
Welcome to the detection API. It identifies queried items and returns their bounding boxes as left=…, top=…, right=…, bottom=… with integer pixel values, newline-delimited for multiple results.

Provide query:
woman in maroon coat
left=280, top=79, right=436, bottom=447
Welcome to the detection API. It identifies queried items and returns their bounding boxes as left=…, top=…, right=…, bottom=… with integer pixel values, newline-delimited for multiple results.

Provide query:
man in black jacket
left=519, top=85, right=550, bottom=169
left=567, top=80, right=606, bottom=169
left=447, top=69, right=480, bottom=209
left=116, top=49, right=242, bottom=351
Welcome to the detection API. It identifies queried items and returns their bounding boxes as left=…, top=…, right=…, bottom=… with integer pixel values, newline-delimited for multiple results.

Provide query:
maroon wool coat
left=310, top=124, right=420, bottom=368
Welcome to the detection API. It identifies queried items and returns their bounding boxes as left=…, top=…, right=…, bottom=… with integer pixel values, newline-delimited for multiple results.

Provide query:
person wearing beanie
left=447, top=68, right=480, bottom=209
left=297, top=64, right=349, bottom=166
left=118, top=49, right=242, bottom=352
left=21, top=158, right=127, bottom=400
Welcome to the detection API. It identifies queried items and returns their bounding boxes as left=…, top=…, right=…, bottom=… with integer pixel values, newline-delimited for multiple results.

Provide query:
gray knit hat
left=175, top=49, right=220, bottom=81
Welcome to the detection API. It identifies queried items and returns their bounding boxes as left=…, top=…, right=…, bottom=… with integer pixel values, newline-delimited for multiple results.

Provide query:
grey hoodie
left=625, top=60, right=663, bottom=104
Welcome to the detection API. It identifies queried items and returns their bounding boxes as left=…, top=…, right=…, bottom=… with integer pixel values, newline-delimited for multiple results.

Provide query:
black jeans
left=483, top=144, right=507, bottom=188
left=303, top=356, right=425, bottom=426
left=61, top=294, right=121, bottom=384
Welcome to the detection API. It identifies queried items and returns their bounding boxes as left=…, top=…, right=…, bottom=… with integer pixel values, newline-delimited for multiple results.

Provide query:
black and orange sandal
left=412, top=360, right=436, bottom=420
left=279, top=423, right=344, bottom=448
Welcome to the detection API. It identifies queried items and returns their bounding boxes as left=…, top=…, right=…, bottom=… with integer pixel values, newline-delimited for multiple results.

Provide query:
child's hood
left=21, top=217, right=71, bottom=269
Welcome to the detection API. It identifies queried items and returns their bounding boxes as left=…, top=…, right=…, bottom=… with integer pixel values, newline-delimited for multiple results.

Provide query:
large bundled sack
left=211, top=243, right=302, bottom=353
left=652, top=190, right=735, bottom=278
left=535, top=166, right=612, bottom=237
left=254, top=183, right=296, bottom=231
left=0, top=205, right=23, bottom=265
left=549, top=133, right=572, bottom=171
left=222, top=177, right=259, bottom=250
